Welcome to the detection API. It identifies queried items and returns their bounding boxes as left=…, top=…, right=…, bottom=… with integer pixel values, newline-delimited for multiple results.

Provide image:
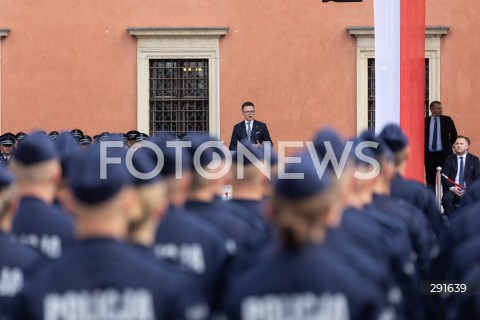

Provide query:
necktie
left=247, top=122, right=252, bottom=141
left=459, top=156, right=465, bottom=187
left=432, top=117, right=438, bottom=151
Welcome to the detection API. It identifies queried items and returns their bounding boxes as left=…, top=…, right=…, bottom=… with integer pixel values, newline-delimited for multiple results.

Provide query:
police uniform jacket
left=222, top=243, right=392, bottom=320
left=12, top=196, right=74, bottom=259
left=155, top=204, right=230, bottom=308
left=0, top=230, right=42, bottom=318
left=16, top=238, right=206, bottom=320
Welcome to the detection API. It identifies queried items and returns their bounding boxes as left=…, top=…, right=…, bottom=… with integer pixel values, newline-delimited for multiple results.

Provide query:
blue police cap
left=135, top=133, right=149, bottom=142
left=378, top=123, right=409, bottom=152
left=99, top=132, right=109, bottom=141
left=188, top=134, right=226, bottom=169
left=151, top=135, right=192, bottom=176
left=126, top=130, right=140, bottom=141
left=0, top=167, right=14, bottom=190
left=48, top=131, right=59, bottom=141
left=14, top=132, right=58, bottom=165
left=128, top=147, right=162, bottom=186
left=354, top=130, right=393, bottom=164
left=69, top=142, right=131, bottom=204
left=70, top=129, right=84, bottom=140
left=274, top=152, right=333, bottom=200
left=102, top=133, right=125, bottom=143
left=312, top=127, right=347, bottom=169
left=54, top=132, right=80, bottom=179
left=0, top=133, right=15, bottom=146
left=16, top=132, right=28, bottom=140
left=79, top=135, right=92, bottom=145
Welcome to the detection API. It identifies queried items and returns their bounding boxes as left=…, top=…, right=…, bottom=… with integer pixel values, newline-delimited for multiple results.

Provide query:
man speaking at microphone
left=229, top=101, right=272, bottom=151
left=442, top=136, right=480, bottom=217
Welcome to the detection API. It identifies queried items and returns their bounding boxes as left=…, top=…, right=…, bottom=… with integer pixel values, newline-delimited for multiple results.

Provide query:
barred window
left=149, top=59, right=209, bottom=139
left=367, top=58, right=430, bottom=131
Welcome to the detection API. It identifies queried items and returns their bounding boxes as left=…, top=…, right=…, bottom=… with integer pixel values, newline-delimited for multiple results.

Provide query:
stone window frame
left=0, top=29, right=9, bottom=133
left=347, top=26, right=449, bottom=133
left=128, top=27, right=228, bottom=138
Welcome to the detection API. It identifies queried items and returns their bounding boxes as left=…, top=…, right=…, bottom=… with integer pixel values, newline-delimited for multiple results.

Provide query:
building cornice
left=347, top=26, right=450, bottom=37
left=0, top=29, right=10, bottom=38
left=127, top=27, right=228, bottom=38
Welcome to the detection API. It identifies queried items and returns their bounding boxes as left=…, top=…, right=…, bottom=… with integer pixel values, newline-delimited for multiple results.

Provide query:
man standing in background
left=425, top=101, right=457, bottom=189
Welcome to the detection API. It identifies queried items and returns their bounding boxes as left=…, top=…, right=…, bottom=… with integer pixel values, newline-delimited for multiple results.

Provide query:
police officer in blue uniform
left=184, top=135, right=253, bottom=260
left=0, top=167, right=42, bottom=318
left=69, top=128, right=83, bottom=142
left=366, top=135, right=435, bottom=279
left=47, top=131, right=59, bottom=141
left=311, top=129, right=416, bottom=318
left=126, top=130, right=140, bottom=148
left=78, top=135, right=92, bottom=148
left=379, top=124, right=447, bottom=236
left=0, top=133, right=16, bottom=167
left=229, top=142, right=272, bottom=235
left=52, top=132, right=82, bottom=216
left=14, top=132, right=27, bottom=146
left=150, top=137, right=230, bottom=311
left=10, top=132, right=74, bottom=259
left=225, top=142, right=276, bottom=280
left=125, top=146, right=210, bottom=319
left=14, top=141, right=208, bottom=320
left=222, top=152, right=394, bottom=320
left=353, top=131, right=421, bottom=318
left=428, top=181, right=480, bottom=318
left=212, top=141, right=271, bottom=261
left=311, top=128, right=404, bottom=316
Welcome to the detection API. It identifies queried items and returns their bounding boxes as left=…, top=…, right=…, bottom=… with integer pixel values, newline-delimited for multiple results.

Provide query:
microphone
left=255, top=131, right=261, bottom=145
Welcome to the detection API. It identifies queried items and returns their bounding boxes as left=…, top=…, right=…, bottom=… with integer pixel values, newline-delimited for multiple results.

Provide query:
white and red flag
left=374, top=0, right=426, bottom=181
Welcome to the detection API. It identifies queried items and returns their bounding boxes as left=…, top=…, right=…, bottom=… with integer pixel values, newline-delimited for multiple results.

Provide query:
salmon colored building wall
left=0, top=0, right=478, bottom=153
left=426, top=0, right=480, bottom=156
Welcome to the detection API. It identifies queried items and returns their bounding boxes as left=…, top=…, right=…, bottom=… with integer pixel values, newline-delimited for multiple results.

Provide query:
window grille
left=424, top=58, right=430, bottom=118
left=149, top=59, right=209, bottom=139
left=367, top=58, right=430, bottom=131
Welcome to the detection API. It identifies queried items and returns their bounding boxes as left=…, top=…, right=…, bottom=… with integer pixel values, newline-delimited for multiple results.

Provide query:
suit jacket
left=229, top=120, right=272, bottom=151
left=424, top=115, right=457, bottom=164
left=441, top=153, right=480, bottom=190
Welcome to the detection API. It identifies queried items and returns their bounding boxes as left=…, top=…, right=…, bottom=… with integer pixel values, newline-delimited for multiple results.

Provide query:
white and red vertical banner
left=374, top=0, right=426, bottom=182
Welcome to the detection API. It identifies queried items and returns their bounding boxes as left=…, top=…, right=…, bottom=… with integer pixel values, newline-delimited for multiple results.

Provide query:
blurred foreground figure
left=0, top=168, right=42, bottom=318
left=222, top=152, right=394, bottom=320
left=10, top=132, right=74, bottom=259
left=14, top=142, right=207, bottom=320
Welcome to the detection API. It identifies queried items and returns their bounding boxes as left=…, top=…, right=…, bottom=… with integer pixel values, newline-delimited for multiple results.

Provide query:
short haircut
left=241, top=101, right=255, bottom=111
left=9, top=159, right=59, bottom=184
left=429, top=100, right=441, bottom=110
left=0, top=184, right=15, bottom=223
left=393, top=148, right=408, bottom=167
left=457, top=135, right=471, bottom=146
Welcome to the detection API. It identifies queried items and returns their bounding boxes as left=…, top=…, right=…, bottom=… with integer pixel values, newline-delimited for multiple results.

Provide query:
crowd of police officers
left=0, top=126, right=478, bottom=319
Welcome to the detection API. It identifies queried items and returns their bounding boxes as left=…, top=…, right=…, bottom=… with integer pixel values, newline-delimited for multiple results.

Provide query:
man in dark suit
left=441, top=136, right=480, bottom=217
left=229, top=101, right=272, bottom=151
left=425, top=101, right=457, bottom=189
